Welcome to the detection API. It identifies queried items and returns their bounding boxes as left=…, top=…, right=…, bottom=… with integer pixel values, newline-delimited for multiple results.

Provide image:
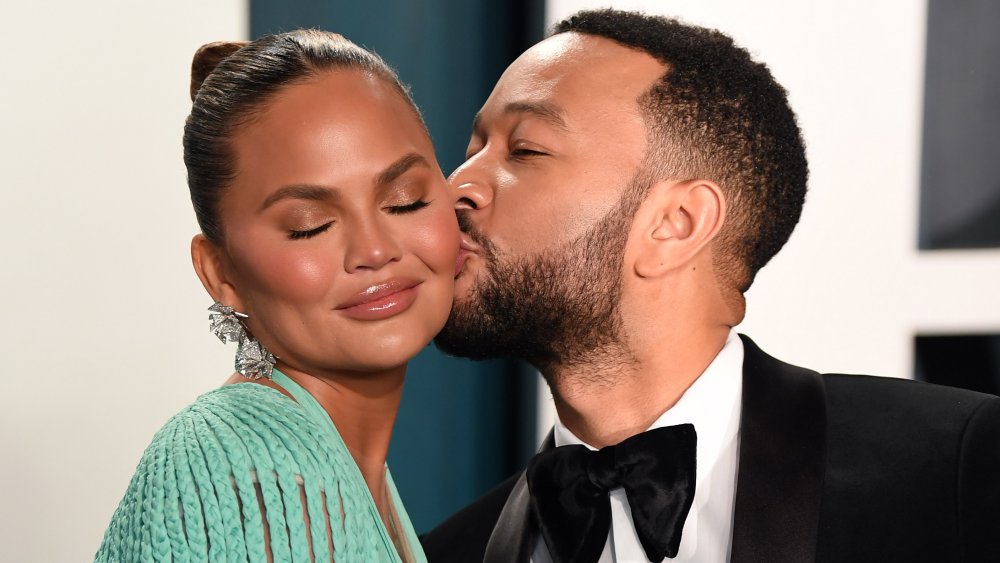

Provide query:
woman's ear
left=630, top=179, right=726, bottom=278
left=191, top=234, right=243, bottom=309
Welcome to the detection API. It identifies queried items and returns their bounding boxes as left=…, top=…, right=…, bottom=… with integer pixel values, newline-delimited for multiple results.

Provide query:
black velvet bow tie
left=526, top=424, right=697, bottom=563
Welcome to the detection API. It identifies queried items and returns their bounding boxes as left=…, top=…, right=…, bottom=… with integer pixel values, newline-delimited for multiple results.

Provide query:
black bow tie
left=526, top=424, right=697, bottom=563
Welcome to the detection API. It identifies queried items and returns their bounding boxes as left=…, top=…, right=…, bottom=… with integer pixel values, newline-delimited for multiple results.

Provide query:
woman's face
left=213, top=70, right=458, bottom=375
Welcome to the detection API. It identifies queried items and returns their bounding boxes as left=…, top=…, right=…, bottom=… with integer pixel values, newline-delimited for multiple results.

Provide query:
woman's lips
left=455, top=236, right=478, bottom=278
left=455, top=248, right=471, bottom=277
left=336, top=278, right=421, bottom=320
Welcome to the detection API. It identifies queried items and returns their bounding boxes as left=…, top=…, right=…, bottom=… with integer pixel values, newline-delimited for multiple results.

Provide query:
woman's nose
left=344, top=219, right=402, bottom=272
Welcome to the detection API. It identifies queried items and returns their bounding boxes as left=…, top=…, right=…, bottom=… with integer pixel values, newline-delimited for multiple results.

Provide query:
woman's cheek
left=237, top=238, right=339, bottom=303
left=409, top=207, right=460, bottom=272
left=270, top=246, right=338, bottom=301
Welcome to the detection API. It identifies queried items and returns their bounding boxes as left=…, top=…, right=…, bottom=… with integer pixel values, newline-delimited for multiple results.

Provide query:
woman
left=95, top=30, right=458, bottom=562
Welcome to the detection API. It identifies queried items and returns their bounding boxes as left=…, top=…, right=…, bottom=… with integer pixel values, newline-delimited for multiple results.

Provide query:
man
left=424, top=9, right=1000, bottom=563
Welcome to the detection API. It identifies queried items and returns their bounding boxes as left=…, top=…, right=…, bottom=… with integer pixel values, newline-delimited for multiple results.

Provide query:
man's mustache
left=457, top=211, right=493, bottom=253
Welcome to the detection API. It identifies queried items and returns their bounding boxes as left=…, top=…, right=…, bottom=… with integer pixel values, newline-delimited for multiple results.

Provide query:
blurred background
left=1, top=0, right=997, bottom=560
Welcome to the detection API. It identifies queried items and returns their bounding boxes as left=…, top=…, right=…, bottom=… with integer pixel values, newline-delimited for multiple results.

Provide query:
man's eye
left=387, top=200, right=430, bottom=215
left=288, top=222, right=333, bottom=240
left=510, top=148, right=546, bottom=158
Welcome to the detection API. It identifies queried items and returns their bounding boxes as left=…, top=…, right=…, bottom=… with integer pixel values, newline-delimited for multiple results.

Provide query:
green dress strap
left=387, top=471, right=427, bottom=563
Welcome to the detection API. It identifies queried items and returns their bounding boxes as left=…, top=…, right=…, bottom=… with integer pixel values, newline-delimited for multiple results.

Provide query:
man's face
left=435, top=33, right=666, bottom=366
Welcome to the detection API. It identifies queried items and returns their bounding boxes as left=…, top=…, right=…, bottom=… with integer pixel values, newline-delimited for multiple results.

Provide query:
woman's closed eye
left=386, top=199, right=430, bottom=215
left=288, top=222, right=333, bottom=240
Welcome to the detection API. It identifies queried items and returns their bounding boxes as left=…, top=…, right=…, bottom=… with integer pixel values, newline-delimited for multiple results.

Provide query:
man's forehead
left=490, top=32, right=667, bottom=116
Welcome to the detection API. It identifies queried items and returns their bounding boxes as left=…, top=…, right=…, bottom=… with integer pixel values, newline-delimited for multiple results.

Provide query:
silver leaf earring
left=208, top=301, right=276, bottom=380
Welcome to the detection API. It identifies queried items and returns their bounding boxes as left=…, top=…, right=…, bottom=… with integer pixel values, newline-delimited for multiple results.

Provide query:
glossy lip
left=455, top=235, right=478, bottom=278
left=335, top=277, right=422, bottom=321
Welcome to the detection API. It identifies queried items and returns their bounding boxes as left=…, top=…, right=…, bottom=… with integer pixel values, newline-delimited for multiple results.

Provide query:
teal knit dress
left=95, top=369, right=425, bottom=562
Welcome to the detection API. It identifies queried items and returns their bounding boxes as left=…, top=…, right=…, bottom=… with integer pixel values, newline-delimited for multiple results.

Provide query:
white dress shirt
left=532, top=330, right=744, bottom=563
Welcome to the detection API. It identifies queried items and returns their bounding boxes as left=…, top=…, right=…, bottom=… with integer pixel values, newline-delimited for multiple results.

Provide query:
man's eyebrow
left=259, top=184, right=337, bottom=212
left=374, top=152, right=430, bottom=187
left=471, top=101, right=569, bottom=134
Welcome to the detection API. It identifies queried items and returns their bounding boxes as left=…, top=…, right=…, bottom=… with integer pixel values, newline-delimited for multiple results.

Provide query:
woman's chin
left=335, top=335, right=433, bottom=374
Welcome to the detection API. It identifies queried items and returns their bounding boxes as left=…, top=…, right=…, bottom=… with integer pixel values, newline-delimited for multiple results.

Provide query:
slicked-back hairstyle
left=184, top=29, right=423, bottom=243
left=554, top=10, right=808, bottom=293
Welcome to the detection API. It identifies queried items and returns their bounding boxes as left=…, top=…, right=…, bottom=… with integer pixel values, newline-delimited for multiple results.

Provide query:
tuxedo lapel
left=730, top=335, right=827, bottom=563
left=483, top=431, right=555, bottom=563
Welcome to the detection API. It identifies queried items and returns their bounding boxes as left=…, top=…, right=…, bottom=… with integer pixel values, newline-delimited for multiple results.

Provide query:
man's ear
left=629, top=179, right=726, bottom=278
left=191, top=234, right=244, bottom=309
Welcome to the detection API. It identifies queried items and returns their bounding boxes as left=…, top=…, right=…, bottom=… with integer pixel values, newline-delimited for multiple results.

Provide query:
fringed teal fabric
left=95, top=370, right=424, bottom=562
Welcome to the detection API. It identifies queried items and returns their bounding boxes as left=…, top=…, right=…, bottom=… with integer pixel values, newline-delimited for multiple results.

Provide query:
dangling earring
left=208, top=301, right=276, bottom=380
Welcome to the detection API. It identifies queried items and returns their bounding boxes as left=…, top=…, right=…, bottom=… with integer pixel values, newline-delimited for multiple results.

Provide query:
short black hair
left=554, top=10, right=808, bottom=293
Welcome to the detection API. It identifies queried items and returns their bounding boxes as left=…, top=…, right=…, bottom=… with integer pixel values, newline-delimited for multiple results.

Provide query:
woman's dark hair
left=184, top=30, right=423, bottom=243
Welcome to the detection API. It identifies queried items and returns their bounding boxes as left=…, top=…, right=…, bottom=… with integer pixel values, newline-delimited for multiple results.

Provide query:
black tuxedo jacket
left=422, top=335, right=1000, bottom=562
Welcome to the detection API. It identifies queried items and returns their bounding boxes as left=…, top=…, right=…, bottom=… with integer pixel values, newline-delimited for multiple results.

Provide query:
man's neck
left=546, top=325, right=732, bottom=448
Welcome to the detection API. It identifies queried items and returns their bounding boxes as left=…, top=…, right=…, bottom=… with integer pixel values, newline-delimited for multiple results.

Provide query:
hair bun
left=190, top=41, right=249, bottom=101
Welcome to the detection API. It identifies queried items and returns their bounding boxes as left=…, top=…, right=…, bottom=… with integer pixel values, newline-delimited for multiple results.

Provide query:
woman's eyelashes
left=386, top=199, right=430, bottom=215
left=286, top=200, right=429, bottom=239
left=288, top=222, right=333, bottom=240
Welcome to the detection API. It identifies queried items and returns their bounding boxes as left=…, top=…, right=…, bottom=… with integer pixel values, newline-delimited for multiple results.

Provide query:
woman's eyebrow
left=374, top=152, right=429, bottom=187
left=257, top=152, right=430, bottom=213
left=258, top=184, right=337, bottom=212
left=257, top=153, right=429, bottom=212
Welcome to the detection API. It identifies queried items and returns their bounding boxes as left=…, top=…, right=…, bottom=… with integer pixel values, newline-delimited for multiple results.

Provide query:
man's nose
left=449, top=160, right=495, bottom=211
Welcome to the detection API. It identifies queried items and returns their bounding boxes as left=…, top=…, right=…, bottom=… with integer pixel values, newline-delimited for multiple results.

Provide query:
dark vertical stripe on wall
left=250, top=0, right=544, bottom=532
left=919, top=0, right=1000, bottom=249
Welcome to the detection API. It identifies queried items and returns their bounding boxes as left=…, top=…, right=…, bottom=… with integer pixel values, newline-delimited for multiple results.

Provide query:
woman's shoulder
left=145, top=382, right=346, bottom=474
left=96, top=382, right=366, bottom=561
left=167, top=380, right=301, bottom=429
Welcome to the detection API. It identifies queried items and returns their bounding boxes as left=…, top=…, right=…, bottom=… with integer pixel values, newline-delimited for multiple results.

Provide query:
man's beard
left=435, top=172, right=649, bottom=374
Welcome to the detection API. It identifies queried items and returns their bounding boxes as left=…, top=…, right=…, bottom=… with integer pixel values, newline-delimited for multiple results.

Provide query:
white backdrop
left=537, top=0, right=1000, bottom=436
left=2, top=2, right=998, bottom=560
left=0, top=2, right=247, bottom=560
